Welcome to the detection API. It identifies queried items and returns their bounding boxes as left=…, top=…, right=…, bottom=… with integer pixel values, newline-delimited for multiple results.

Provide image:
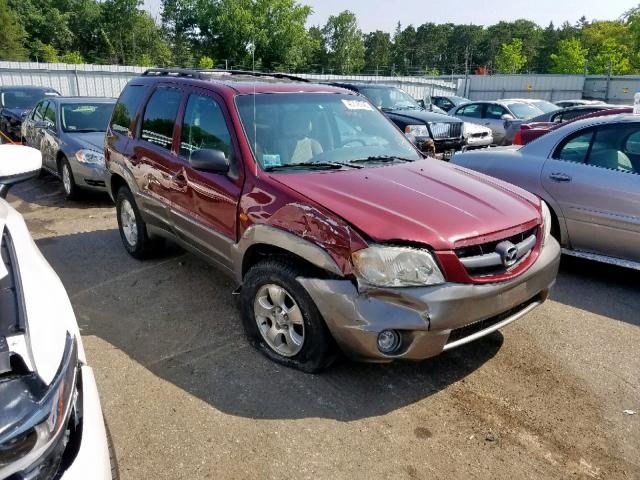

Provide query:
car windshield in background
left=507, top=102, right=544, bottom=120
left=449, top=96, right=470, bottom=106
left=61, top=103, right=114, bottom=132
left=531, top=100, right=560, bottom=114
left=359, top=87, right=421, bottom=111
left=1, top=90, right=55, bottom=109
left=236, top=93, right=421, bottom=171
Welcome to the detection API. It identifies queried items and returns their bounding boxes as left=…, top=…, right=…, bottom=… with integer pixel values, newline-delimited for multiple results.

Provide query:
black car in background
left=432, top=95, right=470, bottom=113
left=328, top=83, right=464, bottom=155
left=0, top=86, right=60, bottom=143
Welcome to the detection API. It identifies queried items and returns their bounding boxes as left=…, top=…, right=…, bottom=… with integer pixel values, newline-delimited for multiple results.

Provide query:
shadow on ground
left=36, top=229, right=504, bottom=421
left=9, top=174, right=113, bottom=210
left=551, top=256, right=639, bottom=327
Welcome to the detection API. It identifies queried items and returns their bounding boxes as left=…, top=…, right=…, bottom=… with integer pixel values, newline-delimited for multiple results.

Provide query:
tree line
left=1, top=0, right=639, bottom=76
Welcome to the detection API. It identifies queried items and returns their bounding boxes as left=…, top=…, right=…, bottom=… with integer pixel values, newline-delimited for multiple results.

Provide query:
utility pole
left=605, top=59, right=613, bottom=103
left=464, top=46, right=470, bottom=98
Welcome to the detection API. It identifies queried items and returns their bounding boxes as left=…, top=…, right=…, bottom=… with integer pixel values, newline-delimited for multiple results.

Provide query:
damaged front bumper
left=298, top=237, right=560, bottom=362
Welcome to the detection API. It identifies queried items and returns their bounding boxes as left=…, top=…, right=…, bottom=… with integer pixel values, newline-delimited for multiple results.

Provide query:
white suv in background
left=0, top=145, right=112, bottom=479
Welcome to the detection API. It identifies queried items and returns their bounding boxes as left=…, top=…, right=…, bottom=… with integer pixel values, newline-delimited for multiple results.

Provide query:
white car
left=462, top=122, right=493, bottom=149
left=0, top=145, right=112, bottom=479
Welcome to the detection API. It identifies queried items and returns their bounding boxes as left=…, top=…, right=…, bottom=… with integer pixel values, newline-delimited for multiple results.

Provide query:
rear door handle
left=549, top=172, right=572, bottom=182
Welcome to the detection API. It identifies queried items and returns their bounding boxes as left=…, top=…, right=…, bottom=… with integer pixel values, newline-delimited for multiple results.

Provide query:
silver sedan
left=451, top=114, right=640, bottom=270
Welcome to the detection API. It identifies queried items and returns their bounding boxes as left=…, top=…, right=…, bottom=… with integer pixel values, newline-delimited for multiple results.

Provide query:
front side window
left=554, top=129, right=594, bottom=163
left=140, top=88, right=183, bottom=150
left=235, top=93, right=421, bottom=170
left=459, top=104, right=482, bottom=118
left=588, top=125, right=639, bottom=173
left=61, top=103, right=114, bottom=133
left=180, top=94, right=232, bottom=161
left=111, top=85, right=147, bottom=135
left=485, top=104, right=507, bottom=119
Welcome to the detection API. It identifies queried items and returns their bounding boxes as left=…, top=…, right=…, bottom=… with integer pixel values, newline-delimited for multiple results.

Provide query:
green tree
left=60, top=51, right=84, bottom=64
left=550, top=38, right=587, bottom=73
left=581, top=21, right=634, bottom=74
left=364, top=30, right=391, bottom=73
left=38, top=43, right=60, bottom=63
left=197, top=55, right=215, bottom=69
left=495, top=38, right=527, bottom=73
left=161, top=0, right=197, bottom=67
left=589, top=38, right=632, bottom=74
left=321, top=10, right=365, bottom=74
left=0, top=0, right=28, bottom=60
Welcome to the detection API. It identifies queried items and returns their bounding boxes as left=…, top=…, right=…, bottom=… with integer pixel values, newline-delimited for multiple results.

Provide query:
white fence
left=1, top=61, right=638, bottom=105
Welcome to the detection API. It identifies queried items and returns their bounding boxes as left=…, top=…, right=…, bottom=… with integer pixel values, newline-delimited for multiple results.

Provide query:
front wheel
left=60, top=158, right=78, bottom=199
left=240, top=259, right=336, bottom=373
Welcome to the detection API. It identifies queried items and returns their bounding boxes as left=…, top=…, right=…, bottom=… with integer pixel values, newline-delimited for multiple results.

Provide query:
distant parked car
left=328, top=83, right=464, bottom=155
left=22, top=96, right=115, bottom=199
left=511, top=106, right=632, bottom=145
left=450, top=100, right=544, bottom=145
left=554, top=99, right=605, bottom=108
left=452, top=114, right=640, bottom=270
left=501, top=98, right=560, bottom=114
left=0, top=145, right=112, bottom=479
left=462, top=122, right=493, bottom=150
left=0, top=86, right=60, bottom=143
left=432, top=95, right=470, bottom=113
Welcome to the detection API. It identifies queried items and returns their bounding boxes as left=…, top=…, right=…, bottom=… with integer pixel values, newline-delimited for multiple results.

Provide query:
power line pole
left=464, top=46, right=470, bottom=98
left=605, top=59, right=613, bottom=103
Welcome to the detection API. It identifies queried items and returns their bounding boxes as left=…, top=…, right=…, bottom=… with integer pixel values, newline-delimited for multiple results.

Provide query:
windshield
left=235, top=93, right=421, bottom=171
left=531, top=100, right=560, bottom=114
left=1, top=90, right=56, bottom=109
left=61, top=103, right=114, bottom=132
left=506, top=102, right=544, bottom=120
left=358, top=87, right=421, bottom=111
left=450, top=96, right=470, bottom=106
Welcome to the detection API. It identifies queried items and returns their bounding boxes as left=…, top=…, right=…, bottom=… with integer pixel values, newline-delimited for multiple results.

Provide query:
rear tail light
left=513, top=130, right=523, bottom=145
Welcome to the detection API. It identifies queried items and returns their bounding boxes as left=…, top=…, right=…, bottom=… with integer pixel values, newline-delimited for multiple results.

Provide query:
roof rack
left=141, top=68, right=308, bottom=83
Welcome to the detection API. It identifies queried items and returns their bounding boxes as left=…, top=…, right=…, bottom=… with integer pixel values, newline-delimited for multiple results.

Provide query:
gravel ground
left=9, top=175, right=640, bottom=480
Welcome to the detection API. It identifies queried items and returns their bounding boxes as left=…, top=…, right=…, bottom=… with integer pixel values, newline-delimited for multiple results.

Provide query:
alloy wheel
left=62, top=164, right=72, bottom=195
left=254, top=284, right=305, bottom=357
left=120, top=199, right=138, bottom=247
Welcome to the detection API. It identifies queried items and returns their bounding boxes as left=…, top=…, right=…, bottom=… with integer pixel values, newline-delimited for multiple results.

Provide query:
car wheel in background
left=60, top=157, right=79, bottom=199
left=240, top=258, right=336, bottom=373
left=115, top=186, right=157, bottom=259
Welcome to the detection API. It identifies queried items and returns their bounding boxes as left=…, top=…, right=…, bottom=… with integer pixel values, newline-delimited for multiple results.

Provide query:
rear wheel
left=240, top=258, right=336, bottom=373
left=115, top=186, right=157, bottom=259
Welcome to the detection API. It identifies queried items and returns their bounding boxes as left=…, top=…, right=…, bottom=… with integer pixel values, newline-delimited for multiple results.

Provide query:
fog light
left=377, top=330, right=401, bottom=354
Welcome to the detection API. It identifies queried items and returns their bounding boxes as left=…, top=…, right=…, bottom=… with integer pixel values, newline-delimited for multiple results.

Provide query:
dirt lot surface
left=9, top=175, right=640, bottom=480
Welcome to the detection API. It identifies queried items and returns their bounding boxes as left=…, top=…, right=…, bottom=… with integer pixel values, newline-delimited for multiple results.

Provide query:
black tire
left=240, top=258, right=336, bottom=373
left=115, top=186, right=157, bottom=259
left=59, top=157, right=79, bottom=200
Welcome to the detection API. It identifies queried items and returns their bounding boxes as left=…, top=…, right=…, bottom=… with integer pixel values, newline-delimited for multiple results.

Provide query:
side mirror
left=190, top=148, right=230, bottom=174
left=501, top=114, right=515, bottom=121
left=0, top=145, right=42, bottom=198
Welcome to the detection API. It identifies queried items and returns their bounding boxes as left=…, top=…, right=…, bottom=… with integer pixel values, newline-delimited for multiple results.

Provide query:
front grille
left=428, top=122, right=462, bottom=140
left=455, top=226, right=538, bottom=277
left=446, top=294, right=541, bottom=346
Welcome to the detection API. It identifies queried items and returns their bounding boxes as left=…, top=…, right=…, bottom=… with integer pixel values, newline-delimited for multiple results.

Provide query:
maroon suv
left=105, top=69, right=560, bottom=372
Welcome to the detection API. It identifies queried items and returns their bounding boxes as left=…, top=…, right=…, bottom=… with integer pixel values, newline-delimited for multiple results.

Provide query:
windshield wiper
left=264, top=161, right=359, bottom=172
left=348, top=155, right=414, bottom=165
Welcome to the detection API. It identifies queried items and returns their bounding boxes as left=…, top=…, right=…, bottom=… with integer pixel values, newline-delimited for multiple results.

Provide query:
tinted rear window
left=140, top=88, right=183, bottom=150
left=111, top=84, right=147, bottom=134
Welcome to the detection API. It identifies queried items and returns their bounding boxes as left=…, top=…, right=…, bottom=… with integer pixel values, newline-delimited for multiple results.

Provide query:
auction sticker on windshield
left=342, top=99, right=373, bottom=111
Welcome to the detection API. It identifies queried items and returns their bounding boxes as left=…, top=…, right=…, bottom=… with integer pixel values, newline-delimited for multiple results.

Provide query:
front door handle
left=549, top=172, right=572, bottom=182
left=172, top=172, right=187, bottom=189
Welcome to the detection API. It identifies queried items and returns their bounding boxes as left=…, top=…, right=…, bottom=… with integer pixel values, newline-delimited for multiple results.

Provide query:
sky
left=144, top=0, right=638, bottom=32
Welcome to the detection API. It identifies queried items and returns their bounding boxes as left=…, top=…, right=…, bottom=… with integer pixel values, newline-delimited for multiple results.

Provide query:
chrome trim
left=459, top=234, right=536, bottom=269
left=561, top=248, right=640, bottom=271
left=443, top=299, right=542, bottom=351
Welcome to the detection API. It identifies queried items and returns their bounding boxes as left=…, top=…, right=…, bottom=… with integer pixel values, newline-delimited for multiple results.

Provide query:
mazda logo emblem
left=495, top=241, right=519, bottom=268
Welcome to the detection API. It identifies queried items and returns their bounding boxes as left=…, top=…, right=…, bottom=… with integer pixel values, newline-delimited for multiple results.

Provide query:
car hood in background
left=385, top=109, right=462, bottom=125
left=63, top=131, right=106, bottom=151
left=272, top=159, right=540, bottom=250
left=0, top=107, right=30, bottom=120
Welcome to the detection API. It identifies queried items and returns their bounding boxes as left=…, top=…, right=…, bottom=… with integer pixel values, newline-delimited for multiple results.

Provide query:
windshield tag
left=262, top=154, right=281, bottom=168
left=342, top=99, right=373, bottom=111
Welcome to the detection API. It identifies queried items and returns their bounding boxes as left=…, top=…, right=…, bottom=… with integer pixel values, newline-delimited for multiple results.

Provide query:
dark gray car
left=451, top=114, right=640, bottom=270
left=22, top=97, right=115, bottom=198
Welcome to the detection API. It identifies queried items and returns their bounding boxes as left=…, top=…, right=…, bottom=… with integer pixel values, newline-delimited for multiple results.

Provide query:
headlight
left=0, top=334, right=78, bottom=479
left=352, top=245, right=445, bottom=287
left=404, top=125, right=430, bottom=138
left=75, top=149, right=104, bottom=165
left=541, top=200, right=552, bottom=245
